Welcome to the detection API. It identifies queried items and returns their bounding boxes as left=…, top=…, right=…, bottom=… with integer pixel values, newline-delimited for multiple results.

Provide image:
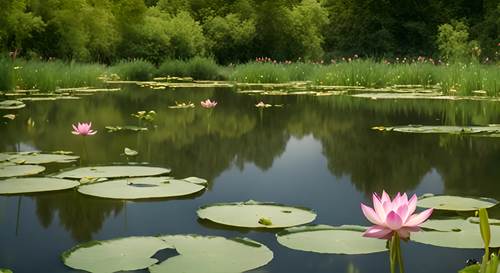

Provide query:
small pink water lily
left=200, top=99, right=217, bottom=108
left=72, top=122, right=97, bottom=136
left=361, top=191, right=433, bottom=239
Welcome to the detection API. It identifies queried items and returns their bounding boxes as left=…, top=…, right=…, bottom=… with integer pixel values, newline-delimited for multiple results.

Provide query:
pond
left=1, top=85, right=500, bottom=273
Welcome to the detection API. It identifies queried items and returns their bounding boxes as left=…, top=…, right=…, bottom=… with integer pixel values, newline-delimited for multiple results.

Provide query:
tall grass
left=156, top=57, right=221, bottom=80
left=110, top=59, right=156, bottom=81
left=230, top=60, right=500, bottom=96
left=16, top=60, right=106, bottom=92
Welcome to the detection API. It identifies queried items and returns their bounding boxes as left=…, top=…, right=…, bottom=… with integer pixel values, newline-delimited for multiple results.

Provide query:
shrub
left=111, top=59, right=156, bottom=81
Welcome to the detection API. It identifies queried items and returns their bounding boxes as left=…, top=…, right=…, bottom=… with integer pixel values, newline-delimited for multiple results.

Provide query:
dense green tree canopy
left=0, top=0, right=498, bottom=63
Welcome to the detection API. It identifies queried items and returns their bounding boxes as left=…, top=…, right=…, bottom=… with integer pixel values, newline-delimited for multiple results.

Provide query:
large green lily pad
left=77, top=177, right=207, bottom=199
left=62, top=236, right=167, bottom=273
left=0, top=100, right=26, bottom=110
left=0, top=164, right=45, bottom=178
left=372, top=125, right=500, bottom=136
left=197, top=200, right=317, bottom=228
left=417, top=194, right=498, bottom=211
left=149, top=235, right=273, bottom=273
left=0, top=269, right=13, bottom=273
left=1, top=152, right=79, bottom=164
left=0, top=177, right=80, bottom=194
left=276, top=225, right=388, bottom=254
left=411, top=217, right=500, bottom=248
left=54, top=166, right=171, bottom=179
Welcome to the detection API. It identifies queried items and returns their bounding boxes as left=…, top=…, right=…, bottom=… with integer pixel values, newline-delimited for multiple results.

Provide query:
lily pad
left=0, top=269, right=13, bottom=273
left=149, top=235, right=273, bottom=273
left=54, top=166, right=171, bottom=179
left=417, top=194, right=498, bottom=211
left=197, top=200, right=317, bottom=228
left=0, top=164, right=45, bottom=178
left=105, top=126, right=148, bottom=132
left=412, top=217, right=500, bottom=248
left=0, top=100, right=25, bottom=110
left=1, top=152, right=79, bottom=164
left=3, top=114, right=15, bottom=120
left=62, top=236, right=168, bottom=273
left=276, top=225, right=388, bottom=254
left=77, top=177, right=206, bottom=199
left=0, top=177, right=80, bottom=194
left=372, top=125, right=500, bottom=136
left=124, top=148, right=138, bottom=157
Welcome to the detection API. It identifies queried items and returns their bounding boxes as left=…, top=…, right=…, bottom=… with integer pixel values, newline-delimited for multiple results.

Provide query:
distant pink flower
left=72, top=122, right=97, bottom=136
left=200, top=99, right=217, bottom=108
left=361, top=191, right=433, bottom=239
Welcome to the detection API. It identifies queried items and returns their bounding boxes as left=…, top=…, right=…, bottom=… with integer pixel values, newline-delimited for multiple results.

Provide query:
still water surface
left=1, top=85, right=500, bottom=272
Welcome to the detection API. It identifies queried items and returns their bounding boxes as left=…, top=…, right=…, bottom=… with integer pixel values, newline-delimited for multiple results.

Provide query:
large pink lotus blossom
left=361, top=191, right=433, bottom=239
left=72, top=122, right=97, bottom=136
left=200, top=99, right=217, bottom=108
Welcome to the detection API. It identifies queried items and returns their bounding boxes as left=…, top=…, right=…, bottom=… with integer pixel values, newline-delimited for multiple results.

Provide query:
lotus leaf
left=124, top=148, right=138, bottom=156
left=0, top=177, right=80, bottom=194
left=197, top=200, right=316, bottom=228
left=54, top=166, right=171, bottom=179
left=1, top=152, right=79, bottom=164
left=105, top=126, right=148, bottom=132
left=372, top=125, right=500, bottom=136
left=0, top=164, right=45, bottom=178
left=417, top=194, right=498, bottom=211
left=276, top=225, right=388, bottom=254
left=149, top=235, right=273, bottom=273
left=77, top=177, right=206, bottom=199
left=411, top=217, right=500, bottom=248
left=0, top=100, right=25, bottom=109
left=62, top=236, right=168, bottom=273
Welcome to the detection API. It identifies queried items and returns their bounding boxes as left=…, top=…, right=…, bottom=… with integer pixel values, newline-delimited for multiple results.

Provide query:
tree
left=0, top=0, right=45, bottom=59
left=437, top=20, right=476, bottom=62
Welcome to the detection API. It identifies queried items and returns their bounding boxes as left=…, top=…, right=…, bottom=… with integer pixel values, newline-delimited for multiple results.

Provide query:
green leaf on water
left=197, top=200, right=317, bottom=228
left=0, top=100, right=25, bottom=110
left=417, top=194, right=498, bottom=211
left=149, top=235, right=273, bottom=273
left=62, top=236, right=168, bottom=273
left=372, top=125, right=500, bottom=137
left=54, top=166, right=171, bottom=179
left=0, top=269, right=13, bottom=273
left=459, top=264, right=480, bottom=273
left=0, top=177, right=80, bottom=194
left=276, top=225, right=388, bottom=254
left=411, top=217, right=500, bottom=249
left=0, top=164, right=45, bottom=178
left=77, top=177, right=206, bottom=199
left=124, top=148, right=138, bottom=157
left=105, top=125, right=148, bottom=132
left=0, top=152, right=79, bottom=164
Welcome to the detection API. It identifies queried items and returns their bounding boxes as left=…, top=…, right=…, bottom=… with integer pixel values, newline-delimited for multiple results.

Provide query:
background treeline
left=0, top=0, right=499, bottom=64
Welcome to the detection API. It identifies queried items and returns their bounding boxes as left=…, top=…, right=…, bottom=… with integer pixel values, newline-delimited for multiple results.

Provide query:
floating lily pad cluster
left=0, top=151, right=79, bottom=178
left=1, top=165, right=208, bottom=200
left=372, top=125, right=500, bottom=137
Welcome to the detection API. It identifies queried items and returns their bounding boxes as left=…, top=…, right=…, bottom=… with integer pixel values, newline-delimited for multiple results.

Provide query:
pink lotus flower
left=201, top=99, right=217, bottom=108
left=361, top=191, right=433, bottom=239
left=72, top=122, right=97, bottom=136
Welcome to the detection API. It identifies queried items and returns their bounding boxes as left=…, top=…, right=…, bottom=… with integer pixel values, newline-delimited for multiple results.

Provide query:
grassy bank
left=0, top=56, right=498, bottom=96
left=230, top=60, right=500, bottom=96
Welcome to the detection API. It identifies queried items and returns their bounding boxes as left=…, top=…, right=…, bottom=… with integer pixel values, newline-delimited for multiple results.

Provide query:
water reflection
left=1, top=86, right=500, bottom=272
